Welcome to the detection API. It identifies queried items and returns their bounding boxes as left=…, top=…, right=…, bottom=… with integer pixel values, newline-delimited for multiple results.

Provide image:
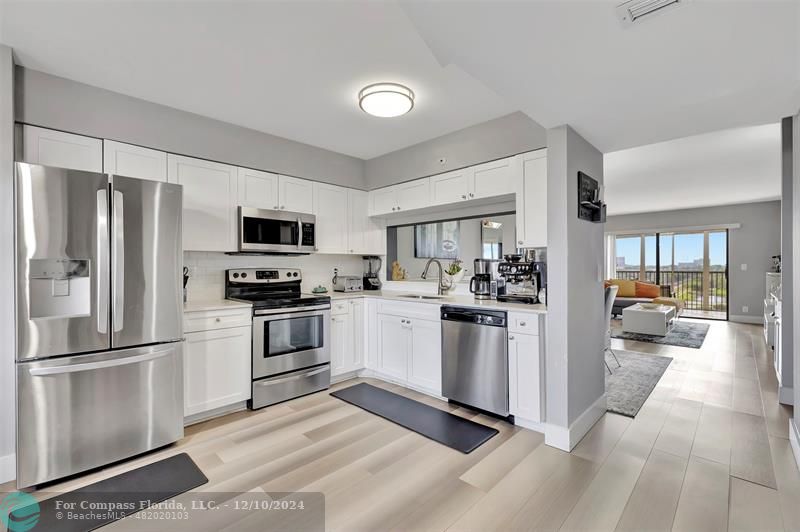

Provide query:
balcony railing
left=616, top=269, right=728, bottom=317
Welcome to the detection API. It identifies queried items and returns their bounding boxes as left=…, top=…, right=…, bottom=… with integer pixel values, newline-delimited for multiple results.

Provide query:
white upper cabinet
left=168, top=154, right=237, bottom=252
left=278, top=175, right=314, bottom=213
left=349, top=189, right=385, bottom=255
left=313, top=182, right=349, bottom=254
left=395, top=179, right=431, bottom=212
left=22, top=125, right=102, bottom=172
left=430, top=168, right=473, bottom=206
left=103, top=140, right=167, bottom=182
left=369, top=187, right=398, bottom=216
left=237, top=167, right=279, bottom=210
left=472, top=156, right=516, bottom=198
left=515, top=149, right=547, bottom=248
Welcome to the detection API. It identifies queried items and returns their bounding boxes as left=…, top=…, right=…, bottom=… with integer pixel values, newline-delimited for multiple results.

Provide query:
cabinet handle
left=509, top=335, right=515, bottom=340
left=518, top=240, right=523, bottom=245
left=469, top=193, right=474, bottom=198
left=273, top=205, right=278, bottom=209
left=397, top=206, right=401, bottom=210
left=280, top=205, right=285, bottom=210
left=392, top=207, right=396, bottom=211
left=461, top=194, right=467, bottom=200
left=520, top=321, right=526, bottom=326
left=215, top=317, right=221, bottom=322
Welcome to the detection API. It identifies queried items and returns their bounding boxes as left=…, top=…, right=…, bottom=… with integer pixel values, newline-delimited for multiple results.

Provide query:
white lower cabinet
left=375, top=312, right=441, bottom=395
left=183, top=308, right=252, bottom=419
left=330, top=299, right=365, bottom=377
left=508, top=327, right=543, bottom=423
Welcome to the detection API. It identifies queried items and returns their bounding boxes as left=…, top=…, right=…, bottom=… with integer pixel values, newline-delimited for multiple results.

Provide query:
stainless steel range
left=226, top=268, right=331, bottom=409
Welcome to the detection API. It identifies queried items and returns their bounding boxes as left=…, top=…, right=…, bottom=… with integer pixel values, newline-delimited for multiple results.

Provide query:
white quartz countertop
left=322, top=290, right=547, bottom=314
left=183, top=299, right=252, bottom=312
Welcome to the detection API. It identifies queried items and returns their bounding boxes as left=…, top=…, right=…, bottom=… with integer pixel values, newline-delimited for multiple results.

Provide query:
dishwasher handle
left=440, top=306, right=507, bottom=327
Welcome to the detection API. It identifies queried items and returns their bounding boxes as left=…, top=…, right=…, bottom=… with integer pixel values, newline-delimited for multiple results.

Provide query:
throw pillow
left=609, top=279, right=636, bottom=297
left=635, top=281, right=660, bottom=298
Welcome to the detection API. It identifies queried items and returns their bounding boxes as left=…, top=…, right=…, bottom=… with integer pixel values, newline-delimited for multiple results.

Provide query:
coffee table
left=622, top=303, right=676, bottom=336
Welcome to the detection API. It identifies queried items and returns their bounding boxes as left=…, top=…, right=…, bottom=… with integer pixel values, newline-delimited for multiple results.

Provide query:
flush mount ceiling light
left=358, top=83, right=414, bottom=118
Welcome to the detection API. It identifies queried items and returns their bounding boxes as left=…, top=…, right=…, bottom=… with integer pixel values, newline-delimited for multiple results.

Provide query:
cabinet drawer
left=184, top=308, right=252, bottom=333
left=508, top=312, right=539, bottom=335
left=331, top=300, right=353, bottom=316
left=377, top=300, right=441, bottom=321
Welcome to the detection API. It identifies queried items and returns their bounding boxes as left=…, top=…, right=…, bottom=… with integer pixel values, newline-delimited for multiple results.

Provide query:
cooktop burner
left=224, top=268, right=330, bottom=311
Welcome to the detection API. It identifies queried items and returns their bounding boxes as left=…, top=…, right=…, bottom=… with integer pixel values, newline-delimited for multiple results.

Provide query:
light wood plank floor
left=3, top=320, right=798, bottom=531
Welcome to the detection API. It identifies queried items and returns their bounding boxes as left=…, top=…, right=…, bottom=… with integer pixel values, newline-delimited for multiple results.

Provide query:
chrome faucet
left=421, top=258, right=453, bottom=296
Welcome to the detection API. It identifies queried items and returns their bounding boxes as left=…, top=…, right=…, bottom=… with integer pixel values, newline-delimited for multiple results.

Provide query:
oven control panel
left=227, top=268, right=302, bottom=283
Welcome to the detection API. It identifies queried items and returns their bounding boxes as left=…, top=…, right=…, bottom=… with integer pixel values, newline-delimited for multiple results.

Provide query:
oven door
left=238, top=206, right=316, bottom=254
left=252, top=305, right=330, bottom=379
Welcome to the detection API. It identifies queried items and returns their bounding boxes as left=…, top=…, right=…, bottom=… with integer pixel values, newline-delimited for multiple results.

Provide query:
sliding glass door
left=609, top=230, right=729, bottom=320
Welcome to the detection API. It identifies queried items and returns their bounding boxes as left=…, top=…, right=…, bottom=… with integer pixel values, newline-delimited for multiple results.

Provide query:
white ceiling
left=604, top=123, right=782, bottom=216
left=401, top=0, right=800, bottom=153
left=0, top=0, right=514, bottom=159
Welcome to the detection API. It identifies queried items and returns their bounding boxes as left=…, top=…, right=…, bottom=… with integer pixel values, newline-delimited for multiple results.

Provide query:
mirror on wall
left=387, top=213, right=516, bottom=281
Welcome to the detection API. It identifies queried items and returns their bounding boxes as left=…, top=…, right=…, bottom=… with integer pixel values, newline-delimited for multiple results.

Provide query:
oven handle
left=254, top=304, right=331, bottom=316
left=256, top=365, right=329, bottom=387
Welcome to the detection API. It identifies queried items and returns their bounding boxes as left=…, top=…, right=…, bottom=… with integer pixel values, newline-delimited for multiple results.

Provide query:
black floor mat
left=331, top=383, right=498, bottom=453
left=25, top=453, right=207, bottom=531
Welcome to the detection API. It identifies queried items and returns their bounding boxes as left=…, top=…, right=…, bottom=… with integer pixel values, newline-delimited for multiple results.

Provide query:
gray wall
left=792, top=112, right=800, bottom=447
left=15, top=67, right=366, bottom=189
left=364, top=111, right=546, bottom=189
left=0, top=45, right=15, bottom=481
left=546, top=125, right=606, bottom=439
left=605, top=201, right=782, bottom=324
left=781, top=117, right=794, bottom=392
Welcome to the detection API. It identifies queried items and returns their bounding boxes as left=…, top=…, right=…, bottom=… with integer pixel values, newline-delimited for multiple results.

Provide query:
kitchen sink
left=398, top=294, right=448, bottom=300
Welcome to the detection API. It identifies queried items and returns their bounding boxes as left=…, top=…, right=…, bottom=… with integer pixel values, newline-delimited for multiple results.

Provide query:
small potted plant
left=444, top=258, right=465, bottom=285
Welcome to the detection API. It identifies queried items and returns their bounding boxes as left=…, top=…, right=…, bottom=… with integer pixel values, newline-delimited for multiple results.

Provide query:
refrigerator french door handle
left=112, top=188, right=125, bottom=332
left=96, top=189, right=109, bottom=334
left=297, top=217, right=302, bottom=250
left=28, top=346, right=175, bottom=376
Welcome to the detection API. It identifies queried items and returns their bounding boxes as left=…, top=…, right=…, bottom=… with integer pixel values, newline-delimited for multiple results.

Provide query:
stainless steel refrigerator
left=14, top=163, right=184, bottom=488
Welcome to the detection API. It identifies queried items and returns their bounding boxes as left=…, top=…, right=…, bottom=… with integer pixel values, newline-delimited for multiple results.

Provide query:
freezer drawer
left=16, top=343, right=184, bottom=488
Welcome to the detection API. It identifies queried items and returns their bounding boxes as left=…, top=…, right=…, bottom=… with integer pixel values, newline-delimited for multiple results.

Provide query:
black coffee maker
left=363, top=256, right=382, bottom=290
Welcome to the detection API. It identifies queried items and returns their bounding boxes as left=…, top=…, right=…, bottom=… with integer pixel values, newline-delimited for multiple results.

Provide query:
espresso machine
left=497, top=255, right=543, bottom=305
left=470, top=259, right=503, bottom=300
left=363, top=256, right=382, bottom=291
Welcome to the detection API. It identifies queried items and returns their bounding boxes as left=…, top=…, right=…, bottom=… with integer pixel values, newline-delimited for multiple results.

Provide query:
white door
left=430, top=168, right=473, bottom=206
left=377, top=314, right=409, bottom=381
left=278, top=175, right=314, bottom=213
left=508, top=333, right=542, bottom=422
left=515, top=149, right=548, bottom=248
left=238, top=167, right=279, bottom=210
left=103, top=140, right=167, bottom=182
left=473, top=156, right=516, bottom=199
left=395, top=178, right=431, bottom=212
left=184, top=326, right=252, bottom=416
left=22, top=125, right=102, bottom=172
left=168, top=154, right=237, bottom=251
left=330, top=313, right=353, bottom=376
left=369, top=187, right=397, bottom=216
left=408, top=318, right=442, bottom=395
left=313, top=182, right=349, bottom=253
left=351, top=299, right=365, bottom=371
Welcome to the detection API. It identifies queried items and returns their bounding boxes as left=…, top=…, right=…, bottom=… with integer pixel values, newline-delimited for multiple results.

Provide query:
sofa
left=605, top=279, right=677, bottom=316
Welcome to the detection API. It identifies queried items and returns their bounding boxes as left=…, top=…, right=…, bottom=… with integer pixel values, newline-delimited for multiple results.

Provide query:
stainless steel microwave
left=238, top=207, right=317, bottom=254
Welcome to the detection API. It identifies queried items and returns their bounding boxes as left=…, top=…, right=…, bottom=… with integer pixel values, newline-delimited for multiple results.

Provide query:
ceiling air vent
left=616, top=0, right=685, bottom=27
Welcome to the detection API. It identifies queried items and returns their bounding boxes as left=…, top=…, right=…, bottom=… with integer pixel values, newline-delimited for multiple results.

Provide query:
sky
left=616, top=232, right=727, bottom=268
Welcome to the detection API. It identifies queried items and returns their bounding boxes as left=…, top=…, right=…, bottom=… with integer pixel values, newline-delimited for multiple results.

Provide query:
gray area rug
left=606, top=350, right=673, bottom=417
left=611, top=321, right=710, bottom=349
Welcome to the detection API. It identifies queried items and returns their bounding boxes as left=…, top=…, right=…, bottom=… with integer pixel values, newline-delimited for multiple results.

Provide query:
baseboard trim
left=0, top=453, right=15, bottom=484
left=790, top=419, right=800, bottom=473
left=513, top=416, right=546, bottom=434
left=545, top=393, right=607, bottom=452
left=779, top=386, right=794, bottom=405
left=729, top=314, right=762, bottom=324
left=184, top=401, right=247, bottom=427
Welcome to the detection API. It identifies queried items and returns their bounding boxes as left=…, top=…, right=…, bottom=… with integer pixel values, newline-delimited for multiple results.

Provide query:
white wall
left=545, top=125, right=606, bottom=450
left=0, top=45, right=15, bottom=482
left=792, top=112, right=800, bottom=468
left=185, top=252, right=367, bottom=301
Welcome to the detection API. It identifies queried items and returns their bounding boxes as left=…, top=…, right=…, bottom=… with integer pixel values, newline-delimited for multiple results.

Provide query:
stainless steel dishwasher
left=441, top=306, right=509, bottom=416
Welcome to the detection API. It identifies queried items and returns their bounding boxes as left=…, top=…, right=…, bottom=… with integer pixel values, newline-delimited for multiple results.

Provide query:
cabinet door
left=238, top=167, right=279, bottom=210
left=184, top=326, right=252, bottom=416
left=314, top=182, right=350, bottom=253
left=430, top=168, right=473, bottom=206
left=103, top=140, right=167, bottom=182
left=369, top=187, right=397, bottom=216
left=508, top=333, right=542, bottom=422
left=330, top=312, right=353, bottom=376
left=395, top=178, right=431, bottom=212
left=168, top=154, right=237, bottom=251
left=377, top=314, right=409, bottom=381
left=408, top=318, right=442, bottom=395
left=473, top=156, right=515, bottom=199
left=351, top=299, right=365, bottom=371
left=349, top=189, right=386, bottom=255
left=515, top=149, right=547, bottom=248
left=278, top=175, right=314, bottom=213
left=22, top=125, right=102, bottom=172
